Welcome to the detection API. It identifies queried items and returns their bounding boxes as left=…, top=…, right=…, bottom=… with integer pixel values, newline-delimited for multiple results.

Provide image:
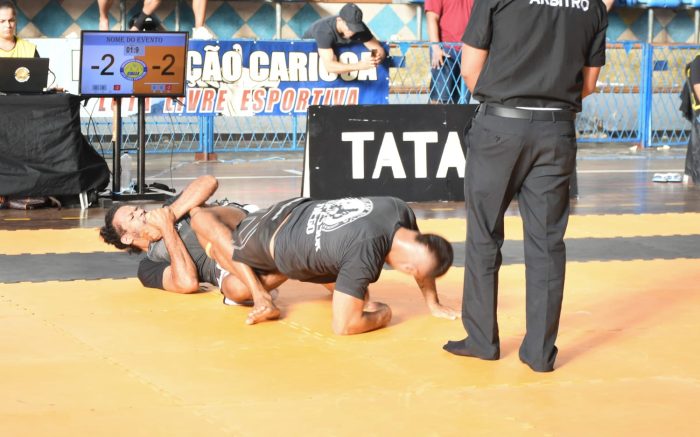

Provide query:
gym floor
left=1, top=144, right=699, bottom=435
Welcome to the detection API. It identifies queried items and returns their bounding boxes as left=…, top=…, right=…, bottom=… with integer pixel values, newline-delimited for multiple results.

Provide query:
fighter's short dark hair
left=416, top=233, right=453, bottom=278
left=99, top=204, right=143, bottom=254
left=100, top=204, right=129, bottom=249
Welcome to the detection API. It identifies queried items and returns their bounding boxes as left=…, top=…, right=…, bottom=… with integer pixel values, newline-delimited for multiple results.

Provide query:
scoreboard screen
left=79, top=31, right=188, bottom=97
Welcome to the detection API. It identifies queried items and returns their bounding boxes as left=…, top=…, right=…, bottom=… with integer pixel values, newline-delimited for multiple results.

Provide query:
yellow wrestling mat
left=418, top=212, right=700, bottom=240
left=0, top=229, right=120, bottom=255
left=2, top=214, right=700, bottom=435
left=2, top=212, right=699, bottom=255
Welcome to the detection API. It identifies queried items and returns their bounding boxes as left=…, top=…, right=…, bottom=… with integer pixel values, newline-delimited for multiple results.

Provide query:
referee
left=443, top=0, right=607, bottom=372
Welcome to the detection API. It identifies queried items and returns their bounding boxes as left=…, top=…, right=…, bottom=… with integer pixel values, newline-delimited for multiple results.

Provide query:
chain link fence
left=578, top=42, right=645, bottom=144
left=83, top=114, right=203, bottom=154
left=81, top=41, right=697, bottom=155
left=647, top=44, right=695, bottom=147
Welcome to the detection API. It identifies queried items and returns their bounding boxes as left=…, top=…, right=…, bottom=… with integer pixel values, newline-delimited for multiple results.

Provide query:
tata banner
left=33, top=38, right=389, bottom=117
left=304, top=104, right=478, bottom=202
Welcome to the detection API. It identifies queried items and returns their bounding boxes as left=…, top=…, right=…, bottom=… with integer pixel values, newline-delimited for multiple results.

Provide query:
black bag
left=680, top=80, right=693, bottom=122
left=680, top=61, right=698, bottom=122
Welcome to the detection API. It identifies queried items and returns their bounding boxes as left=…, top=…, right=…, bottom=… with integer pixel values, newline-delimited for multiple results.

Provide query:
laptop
left=0, top=57, right=50, bottom=94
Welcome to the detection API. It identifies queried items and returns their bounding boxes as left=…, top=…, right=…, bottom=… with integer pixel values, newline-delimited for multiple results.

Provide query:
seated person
left=303, top=3, right=385, bottom=74
left=0, top=1, right=38, bottom=58
left=99, top=0, right=212, bottom=38
left=0, top=1, right=64, bottom=91
left=190, top=195, right=459, bottom=335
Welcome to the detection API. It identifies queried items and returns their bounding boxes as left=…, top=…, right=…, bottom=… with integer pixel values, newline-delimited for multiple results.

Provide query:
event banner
left=304, top=104, right=477, bottom=202
left=180, top=40, right=390, bottom=116
left=33, top=38, right=389, bottom=117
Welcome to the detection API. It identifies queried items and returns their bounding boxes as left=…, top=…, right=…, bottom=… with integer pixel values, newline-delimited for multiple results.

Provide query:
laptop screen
left=0, top=57, right=50, bottom=94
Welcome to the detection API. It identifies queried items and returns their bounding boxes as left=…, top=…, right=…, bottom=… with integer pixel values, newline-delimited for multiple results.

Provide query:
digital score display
left=79, top=31, right=188, bottom=97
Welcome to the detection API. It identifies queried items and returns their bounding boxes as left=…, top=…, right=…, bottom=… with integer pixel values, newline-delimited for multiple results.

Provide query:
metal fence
left=81, top=41, right=697, bottom=155
left=578, top=42, right=645, bottom=145
left=647, top=44, right=696, bottom=147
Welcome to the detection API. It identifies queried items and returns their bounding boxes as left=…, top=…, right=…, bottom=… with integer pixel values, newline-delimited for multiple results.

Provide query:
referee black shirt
left=462, top=0, right=607, bottom=112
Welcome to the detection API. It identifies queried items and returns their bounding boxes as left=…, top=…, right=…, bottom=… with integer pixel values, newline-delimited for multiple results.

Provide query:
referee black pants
left=461, top=111, right=577, bottom=371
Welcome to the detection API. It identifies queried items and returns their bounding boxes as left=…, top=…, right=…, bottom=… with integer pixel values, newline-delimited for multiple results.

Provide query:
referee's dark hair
left=416, top=233, right=454, bottom=278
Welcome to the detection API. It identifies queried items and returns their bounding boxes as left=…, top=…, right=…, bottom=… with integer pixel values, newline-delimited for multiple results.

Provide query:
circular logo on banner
left=120, top=59, right=147, bottom=81
left=14, top=66, right=30, bottom=83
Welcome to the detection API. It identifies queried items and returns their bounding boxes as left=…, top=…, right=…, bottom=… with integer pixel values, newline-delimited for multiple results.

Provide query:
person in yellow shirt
left=0, top=1, right=37, bottom=58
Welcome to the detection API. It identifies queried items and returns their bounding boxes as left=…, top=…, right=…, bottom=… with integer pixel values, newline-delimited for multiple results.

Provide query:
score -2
left=90, top=53, right=176, bottom=78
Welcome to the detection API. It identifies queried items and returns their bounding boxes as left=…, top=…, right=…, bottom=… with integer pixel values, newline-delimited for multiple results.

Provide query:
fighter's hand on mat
left=429, top=303, right=460, bottom=320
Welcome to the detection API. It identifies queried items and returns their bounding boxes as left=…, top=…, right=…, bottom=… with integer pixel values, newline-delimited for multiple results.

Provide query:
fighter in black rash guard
left=226, top=196, right=458, bottom=334
left=234, top=197, right=417, bottom=299
left=231, top=197, right=311, bottom=273
left=276, top=197, right=417, bottom=299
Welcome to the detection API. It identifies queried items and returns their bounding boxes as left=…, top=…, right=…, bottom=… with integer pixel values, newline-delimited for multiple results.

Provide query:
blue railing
left=81, top=41, right=696, bottom=154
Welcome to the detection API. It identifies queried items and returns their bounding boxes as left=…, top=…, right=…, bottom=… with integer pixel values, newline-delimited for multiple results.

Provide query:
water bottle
left=120, top=152, right=132, bottom=193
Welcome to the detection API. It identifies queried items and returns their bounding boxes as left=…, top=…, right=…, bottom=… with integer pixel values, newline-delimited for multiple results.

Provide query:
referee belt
left=478, top=104, right=576, bottom=121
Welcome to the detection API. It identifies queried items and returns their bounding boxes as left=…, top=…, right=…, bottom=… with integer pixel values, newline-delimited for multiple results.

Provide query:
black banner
left=0, top=94, right=109, bottom=197
left=305, top=104, right=476, bottom=201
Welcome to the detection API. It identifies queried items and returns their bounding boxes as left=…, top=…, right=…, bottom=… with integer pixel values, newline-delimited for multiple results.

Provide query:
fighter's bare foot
left=245, top=303, right=280, bottom=325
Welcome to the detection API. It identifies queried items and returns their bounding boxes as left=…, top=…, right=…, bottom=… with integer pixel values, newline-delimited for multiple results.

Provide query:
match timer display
left=79, top=31, right=188, bottom=97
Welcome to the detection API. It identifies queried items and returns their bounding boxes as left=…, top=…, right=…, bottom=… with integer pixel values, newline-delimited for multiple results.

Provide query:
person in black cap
left=303, top=3, right=386, bottom=74
left=443, top=0, right=607, bottom=372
